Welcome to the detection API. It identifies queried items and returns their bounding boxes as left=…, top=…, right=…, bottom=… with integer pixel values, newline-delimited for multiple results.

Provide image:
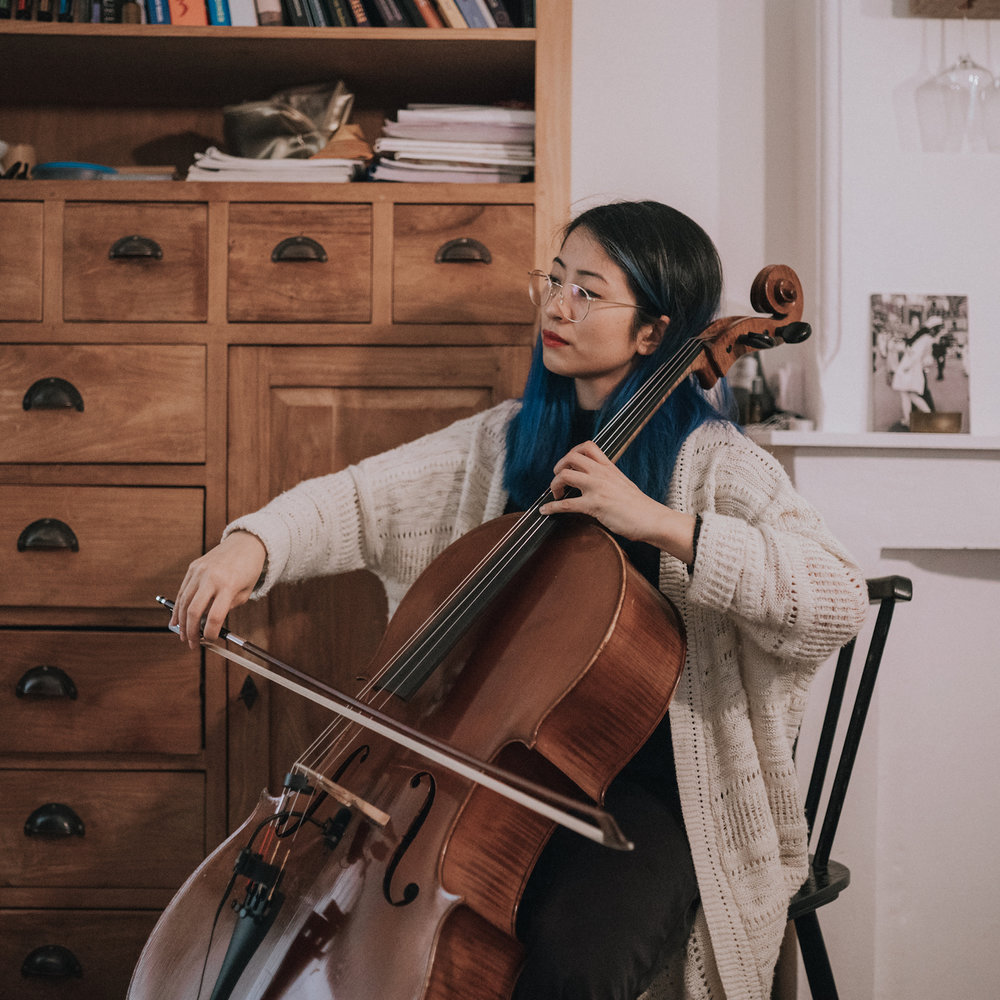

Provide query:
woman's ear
left=636, top=315, right=670, bottom=356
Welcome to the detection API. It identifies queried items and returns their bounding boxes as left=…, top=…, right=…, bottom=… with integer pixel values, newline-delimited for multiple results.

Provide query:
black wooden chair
left=788, top=574, right=913, bottom=999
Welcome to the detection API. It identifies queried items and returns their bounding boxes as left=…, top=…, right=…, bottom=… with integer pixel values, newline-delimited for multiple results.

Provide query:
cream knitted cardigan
left=226, top=399, right=868, bottom=1000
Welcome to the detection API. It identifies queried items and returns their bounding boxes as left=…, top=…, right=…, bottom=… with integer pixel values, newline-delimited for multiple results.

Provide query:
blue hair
left=504, top=201, right=732, bottom=510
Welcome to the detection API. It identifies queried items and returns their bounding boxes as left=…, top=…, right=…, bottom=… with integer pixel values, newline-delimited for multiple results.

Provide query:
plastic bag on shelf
left=222, top=81, right=355, bottom=160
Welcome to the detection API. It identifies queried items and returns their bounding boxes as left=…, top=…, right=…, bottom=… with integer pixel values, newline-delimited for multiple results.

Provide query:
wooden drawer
left=0, top=908, right=159, bottom=1000
left=228, top=203, right=372, bottom=322
left=0, top=769, right=204, bottom=889
left=393, top=204, right=535, bottom=324
left=0, top=486, right=202, bottom=609
left=63, top=203, right=208, bottom=322
left=1, top=631, right=201, bottom=756
left=0, top=201, right=43, bottom=322
left=0, top=344, right=206, bottom=464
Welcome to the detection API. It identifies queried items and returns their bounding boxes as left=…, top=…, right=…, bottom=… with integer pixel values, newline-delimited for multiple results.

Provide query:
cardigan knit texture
left=226, top=399, right=868, bottom=1000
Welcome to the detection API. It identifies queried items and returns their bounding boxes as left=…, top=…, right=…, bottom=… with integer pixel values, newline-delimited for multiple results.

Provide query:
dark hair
left=504, top=200, right=729, bottom=510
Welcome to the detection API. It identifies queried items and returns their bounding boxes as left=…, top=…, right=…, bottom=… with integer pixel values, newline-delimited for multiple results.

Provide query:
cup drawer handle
left=435, top=237, right=492, bottom=264
left=24, top=803, right=85, bottom=838
left=16, top=665, right=78, bottom=700
left=271, top=235, right=328, bottom=262
left=109, top=234, right=163, bottom=260
left=17, top=518, right=79, bottom=552
left=22, top=944, right=83, bottom=979
left=22, top=377, right=85, bottom=412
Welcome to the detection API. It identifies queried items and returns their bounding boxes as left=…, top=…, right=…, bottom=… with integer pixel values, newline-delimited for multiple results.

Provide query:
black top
left=506, top=406, right=681, bottom=813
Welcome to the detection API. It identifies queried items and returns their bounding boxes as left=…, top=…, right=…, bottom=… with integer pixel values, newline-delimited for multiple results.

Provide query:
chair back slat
left=808, top=575, right=912, bottom=871
left=803, top=637, right=856, bottom=837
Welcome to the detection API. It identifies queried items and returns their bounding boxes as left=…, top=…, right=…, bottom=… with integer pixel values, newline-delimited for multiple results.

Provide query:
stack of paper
left=371, top=104, right=534, bottom=183
left=186, top=147, right=364, bottom=183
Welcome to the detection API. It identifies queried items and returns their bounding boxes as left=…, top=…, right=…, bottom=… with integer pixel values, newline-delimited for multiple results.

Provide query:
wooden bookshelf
left=0, top=5, right=571, bottom=995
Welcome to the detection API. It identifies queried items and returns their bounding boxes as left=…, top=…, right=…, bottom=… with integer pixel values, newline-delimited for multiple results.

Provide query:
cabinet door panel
left=0, top=202, right=43, bottom=321
left=226, top=345, right=528, bottom=821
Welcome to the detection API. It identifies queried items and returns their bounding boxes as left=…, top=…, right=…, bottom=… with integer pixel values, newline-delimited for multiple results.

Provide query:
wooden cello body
left=128, top=265, right=808, bottom=1000
left=129, top=516, right=684, bottom=1000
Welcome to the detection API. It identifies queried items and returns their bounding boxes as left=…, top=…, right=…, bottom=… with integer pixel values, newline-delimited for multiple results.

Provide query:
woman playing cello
left=171, top=200, right=868, bottom=1000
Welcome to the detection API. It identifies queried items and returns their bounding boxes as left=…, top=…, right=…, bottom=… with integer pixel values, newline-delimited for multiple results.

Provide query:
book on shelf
left=370, top=160, right=529, bottom=183
left=453, top=0, right=489, bottom=27
left=227, top=0, right=257, bottom=24
left=397, top=0, right=424, bottom=25
left=346, top=0, right=368, bottom=23
left=413, top=0, right=441, bottom=26
left=382, top=119, right=533, bottom=144
left=167, top=0, right=207, bottom=23
left=375, top=136, right=533, bottom=166
left=280, top=0, right=308, bottom=24
left=321, top=0, right=352, bottom=25
left=373, top=103, right=534, bottom=183
left=304, top=0, right=328, bottom=24
left=144, top=0, right=169, bottom=22
left=187, top=147, right=365, bottom=183
left=366, top=0, right=406, bottom=25
left=433, top=0, right=467, bottom=28
left=206, top=0, right=230, bottom=22
left=254, top=0, right=282, bottom=24
left=397, top=103, right=535, bottom=126
left=483, top=0, right=512, bottom=26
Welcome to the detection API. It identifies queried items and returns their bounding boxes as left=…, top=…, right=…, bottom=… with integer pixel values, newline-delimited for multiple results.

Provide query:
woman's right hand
left=170, top=530, right=267, bottom=649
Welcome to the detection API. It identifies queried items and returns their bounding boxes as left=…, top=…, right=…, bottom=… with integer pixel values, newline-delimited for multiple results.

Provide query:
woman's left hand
left=540, top=441, right=698, bottom=564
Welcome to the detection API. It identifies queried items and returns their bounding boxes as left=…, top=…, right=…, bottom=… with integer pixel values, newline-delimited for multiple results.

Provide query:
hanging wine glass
left=915, top=16, right=994, bottom=152
left=938, top=53, right=993, bottom=150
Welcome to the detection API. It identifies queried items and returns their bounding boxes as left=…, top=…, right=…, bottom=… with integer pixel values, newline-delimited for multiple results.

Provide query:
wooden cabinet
left=0, top=6, right=570, bottom=995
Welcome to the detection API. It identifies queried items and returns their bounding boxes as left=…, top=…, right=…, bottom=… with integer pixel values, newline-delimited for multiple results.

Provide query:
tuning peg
left=775, top=321, right=811, bottom=344
left=737, top=331, right=776, bottom=350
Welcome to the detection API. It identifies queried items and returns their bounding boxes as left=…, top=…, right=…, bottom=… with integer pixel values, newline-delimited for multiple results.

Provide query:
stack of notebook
left=371, top=104, right=534, bottom=183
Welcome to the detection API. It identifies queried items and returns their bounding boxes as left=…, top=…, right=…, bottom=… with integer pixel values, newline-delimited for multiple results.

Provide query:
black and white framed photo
left=870, top=293, right=970, bottom=433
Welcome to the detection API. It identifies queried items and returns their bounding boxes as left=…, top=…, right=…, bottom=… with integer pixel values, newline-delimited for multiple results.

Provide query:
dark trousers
left=512, top=777, right=699, bottom=1000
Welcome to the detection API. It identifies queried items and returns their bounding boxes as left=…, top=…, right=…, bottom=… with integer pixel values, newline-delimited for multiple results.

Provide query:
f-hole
left=383, top=771, right=435, bottom=907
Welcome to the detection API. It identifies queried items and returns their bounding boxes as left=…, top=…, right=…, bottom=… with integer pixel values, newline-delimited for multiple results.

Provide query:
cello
left=128, top=266, right=810, bottom=1000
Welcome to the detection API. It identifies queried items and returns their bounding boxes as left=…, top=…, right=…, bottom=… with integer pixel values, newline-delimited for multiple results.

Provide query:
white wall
left=571, top=0, right=822, bottom=413
left=571, top=2, right=1000, bottom=998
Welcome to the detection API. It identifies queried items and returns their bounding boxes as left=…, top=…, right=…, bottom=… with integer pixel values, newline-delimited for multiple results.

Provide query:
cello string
left=238, top=338, right=715, bottom=837
left=263, top=339, right=710, bottom=794
left=303, top=338, right=708, bottom=775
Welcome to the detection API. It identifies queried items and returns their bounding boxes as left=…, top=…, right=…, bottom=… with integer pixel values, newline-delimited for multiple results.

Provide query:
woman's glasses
left=528, top=269, right=644, bottom=324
